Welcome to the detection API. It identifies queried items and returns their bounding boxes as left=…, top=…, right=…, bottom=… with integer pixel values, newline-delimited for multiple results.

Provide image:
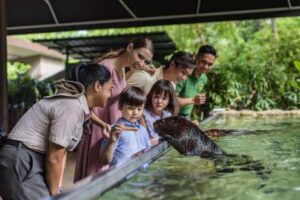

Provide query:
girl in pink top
left=74, top=37, right=154, bottom=181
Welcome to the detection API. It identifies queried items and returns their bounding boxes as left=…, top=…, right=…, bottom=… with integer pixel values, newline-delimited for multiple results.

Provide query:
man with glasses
left=176, top=45, right=217, bottom=126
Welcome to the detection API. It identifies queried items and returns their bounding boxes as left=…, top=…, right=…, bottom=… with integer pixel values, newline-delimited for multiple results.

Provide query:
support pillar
left=0, top=0, right=8, bottom=131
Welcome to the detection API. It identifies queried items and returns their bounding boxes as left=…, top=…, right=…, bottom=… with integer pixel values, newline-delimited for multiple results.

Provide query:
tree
left=16, top=17, right=300, bottom=111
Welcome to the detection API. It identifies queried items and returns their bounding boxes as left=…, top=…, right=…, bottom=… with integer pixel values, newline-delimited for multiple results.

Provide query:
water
left=100, top=116, right=300, bottom=200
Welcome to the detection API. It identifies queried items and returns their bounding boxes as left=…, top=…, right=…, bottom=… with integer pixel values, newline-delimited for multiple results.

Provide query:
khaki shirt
left=9, top=81, right=90, bottom=153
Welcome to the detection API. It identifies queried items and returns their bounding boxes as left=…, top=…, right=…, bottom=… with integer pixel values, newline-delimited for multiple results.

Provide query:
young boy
left=100, top=86, right=151, bottom=166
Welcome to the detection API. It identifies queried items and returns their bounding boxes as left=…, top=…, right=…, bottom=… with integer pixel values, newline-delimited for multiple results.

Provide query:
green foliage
left=290, top=61, right=300, bottom=90
left=17, top=17, right=300, bottom=111
left=204, top=19, right=300, bottom=111
left=7, top=62, right=31, bottom=80
left=8, top=62, right=55, bottom=130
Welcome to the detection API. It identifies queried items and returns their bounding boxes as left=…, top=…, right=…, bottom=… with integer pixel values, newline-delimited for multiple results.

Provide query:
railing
left=49, top=141, right=169, bottom=200
left=48, top=113, right=220, bottom=200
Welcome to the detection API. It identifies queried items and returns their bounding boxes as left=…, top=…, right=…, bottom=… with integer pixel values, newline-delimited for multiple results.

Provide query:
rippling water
left=100, top=116, right=300, bottom=200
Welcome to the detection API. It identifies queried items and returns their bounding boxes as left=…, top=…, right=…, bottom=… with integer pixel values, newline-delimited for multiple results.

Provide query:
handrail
left=48, top=114, right=219, bottom=200
left=48, top=141, right=169, bottom=200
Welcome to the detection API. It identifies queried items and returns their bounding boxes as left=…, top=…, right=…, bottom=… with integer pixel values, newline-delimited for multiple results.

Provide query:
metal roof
left=33, top=32, right=176, bottom=63
left=7, top=0, right=300, bottom=35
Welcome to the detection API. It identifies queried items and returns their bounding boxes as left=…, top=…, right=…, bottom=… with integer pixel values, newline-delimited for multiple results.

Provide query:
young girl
left=99, top=86, right=151, bottom=166
left=141, top=80, right=179, bottom=145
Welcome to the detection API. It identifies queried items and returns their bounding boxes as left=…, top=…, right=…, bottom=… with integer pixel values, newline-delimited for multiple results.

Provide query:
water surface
left=101, top=116, right=300, bottom=200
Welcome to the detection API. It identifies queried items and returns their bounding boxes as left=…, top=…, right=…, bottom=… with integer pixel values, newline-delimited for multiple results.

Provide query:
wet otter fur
left=154, top=116, right=270, bottom=180
left=154, top=116, right=225, bottom=157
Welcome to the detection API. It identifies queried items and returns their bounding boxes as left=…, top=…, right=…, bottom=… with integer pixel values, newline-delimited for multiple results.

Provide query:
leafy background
left=7, top=62, right=54, bottom=130
left=9, top=17, right=300, bottom=128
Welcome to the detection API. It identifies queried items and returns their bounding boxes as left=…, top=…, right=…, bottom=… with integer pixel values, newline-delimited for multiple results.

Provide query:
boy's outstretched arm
left=99, top=123, right=123, bottom=166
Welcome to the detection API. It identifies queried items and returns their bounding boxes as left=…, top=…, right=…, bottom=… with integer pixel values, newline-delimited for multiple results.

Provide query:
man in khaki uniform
left=0, top=63, right=113, bottom=199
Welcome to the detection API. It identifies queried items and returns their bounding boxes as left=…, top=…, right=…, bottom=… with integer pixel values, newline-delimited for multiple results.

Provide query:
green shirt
left=176, top=73, right=207, bottom=116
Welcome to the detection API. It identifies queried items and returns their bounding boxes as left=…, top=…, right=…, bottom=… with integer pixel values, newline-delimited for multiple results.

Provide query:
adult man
left=176, top=45, right=217, bottom=126
left=127, top=51, right=196, bottom=94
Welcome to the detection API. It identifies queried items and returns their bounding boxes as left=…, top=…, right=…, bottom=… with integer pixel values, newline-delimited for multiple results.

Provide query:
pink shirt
left=74, top=59, right=126, bottom=181
left=92, top=59, right=126, bottom=130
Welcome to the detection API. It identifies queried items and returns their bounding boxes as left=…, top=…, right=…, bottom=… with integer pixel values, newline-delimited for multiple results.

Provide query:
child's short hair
left=119, top=86, right=146, bottom=108
left=145, top=80, right=179, bottom=115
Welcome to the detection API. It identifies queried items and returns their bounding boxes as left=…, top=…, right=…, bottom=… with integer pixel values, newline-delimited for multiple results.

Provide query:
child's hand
left=108, top=123, right=138, bottom=142
left=109, top=123, right=124, bottom=142
left=102, top=123, right=111, bottom=139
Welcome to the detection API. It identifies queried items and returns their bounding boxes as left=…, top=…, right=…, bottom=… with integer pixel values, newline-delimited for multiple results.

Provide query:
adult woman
left=0, top=63, right=113, bottom=199
left=74, top=37, right=154, bottom=181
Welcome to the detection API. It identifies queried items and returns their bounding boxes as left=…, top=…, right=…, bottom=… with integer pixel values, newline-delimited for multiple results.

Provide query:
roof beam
left=39, top=40, right=173, bottom=49
left=118, top=0, right=137, bottom=19
left=43, top=0, right=59, bottom=24
left=61, top=47, right=175, bottom=55
left=0, top=0, right=8, bottom=131
left=287, top=0, right=293, bottom=9
left=196, top=0, right=202, bottom=14
left=8, top=6, right=300, bottom=32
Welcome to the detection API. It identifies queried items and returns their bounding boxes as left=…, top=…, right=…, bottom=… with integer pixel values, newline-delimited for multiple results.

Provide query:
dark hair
left=119, top=86, right=146, bottom=108
left=97, top=37, right=154, bottom=62
left=130, top=37, right=154, bottom=54
left=69, top=63, right=111, bottom=89
left=165, top=51, right=196, bottom=69
left=145, top=80, right=179, bottom=115
left=196, top=45, right=217, bottom=60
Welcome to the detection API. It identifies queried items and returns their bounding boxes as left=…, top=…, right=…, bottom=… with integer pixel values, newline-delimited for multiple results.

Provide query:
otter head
left=154, top=116, right=225, bottom=157
left=153, top=116, right=191, bottom=139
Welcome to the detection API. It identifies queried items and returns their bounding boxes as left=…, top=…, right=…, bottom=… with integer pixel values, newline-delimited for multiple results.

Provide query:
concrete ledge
left=212, top=109, right=300, bottom=117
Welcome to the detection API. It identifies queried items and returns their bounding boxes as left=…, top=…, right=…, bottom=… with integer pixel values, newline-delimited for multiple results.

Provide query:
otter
left=153, top=116, right=225, bottom=157
left=154, top=116, right=270, bottom=179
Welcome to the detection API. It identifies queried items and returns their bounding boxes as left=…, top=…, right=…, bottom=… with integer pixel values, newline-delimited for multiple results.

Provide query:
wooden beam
left=0, top=0, right=8, bottom=131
